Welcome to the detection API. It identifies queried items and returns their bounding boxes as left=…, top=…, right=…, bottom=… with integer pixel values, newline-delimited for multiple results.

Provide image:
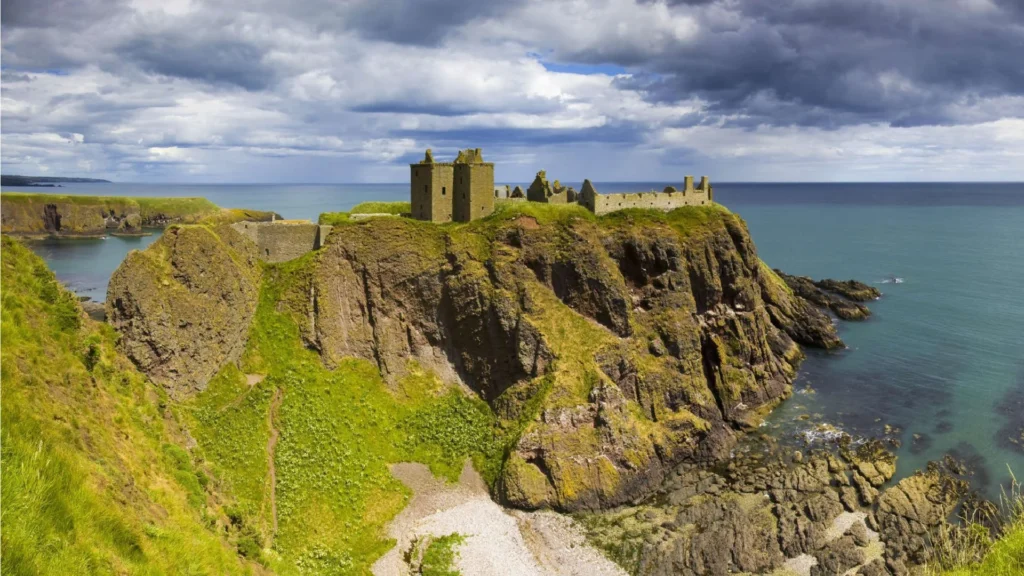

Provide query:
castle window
left=442, top=186, right=446, bottom=195
left=424, top=185, right=428, bottom=195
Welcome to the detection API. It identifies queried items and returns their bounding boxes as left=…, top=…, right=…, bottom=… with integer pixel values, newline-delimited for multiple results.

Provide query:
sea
left=9, top=181, right=1024, bottom=497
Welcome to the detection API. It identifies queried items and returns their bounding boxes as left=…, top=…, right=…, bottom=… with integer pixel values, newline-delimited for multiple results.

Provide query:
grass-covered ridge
left=350, top=201, right=411, bottom=215
left=1, top=192, right=219, bottom=217
left=184, top=252, right=502, bottom=574
left=0, top=236, right=254, bottom=575
left=0, top=192, right=278, bottom=236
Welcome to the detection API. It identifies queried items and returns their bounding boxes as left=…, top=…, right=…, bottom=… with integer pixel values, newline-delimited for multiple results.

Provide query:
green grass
left=0, top=193, right=275, bottom=229
left=418, top=533, right=465, bottom=576
left=318, top=212, right=351, bottom=225
left=349, top=201, right=411, bottom=215
left=489, top=198, right=596, bottom=225
left=133, top=196, right=219, bottom=218
left=1, top=192, right=218, bottom=216
left=0, top=236, right=252, bottom=575
left=185, top=253, right=503, bottom=574
left=930, top=470, right=1024, bottom=575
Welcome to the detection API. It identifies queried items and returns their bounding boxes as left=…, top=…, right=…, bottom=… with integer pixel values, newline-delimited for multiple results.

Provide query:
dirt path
left=371, top=461, right=624, bottom=576
left=266, top=386, right=283, bottom=540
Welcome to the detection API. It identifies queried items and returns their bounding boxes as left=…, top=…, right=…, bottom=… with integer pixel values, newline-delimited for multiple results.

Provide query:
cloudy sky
left=2, top=0, right=1023, bottom=183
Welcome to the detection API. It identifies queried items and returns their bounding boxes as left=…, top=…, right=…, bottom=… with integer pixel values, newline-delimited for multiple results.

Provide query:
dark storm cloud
left=119, top=32, right=275, bottom=91
left=344, top=0, right=525, bottom=45
left=600, top=0, right=1024, bottom=127
left=0, top=0, right=127, bottom=29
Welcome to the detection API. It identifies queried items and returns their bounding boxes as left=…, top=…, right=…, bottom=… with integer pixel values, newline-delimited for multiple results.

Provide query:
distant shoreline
left=0, top=175, right=112, bottom=186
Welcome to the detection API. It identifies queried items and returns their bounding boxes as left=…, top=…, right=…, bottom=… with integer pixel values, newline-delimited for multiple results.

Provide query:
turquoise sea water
left=10, top=181, right=1024, bottom=496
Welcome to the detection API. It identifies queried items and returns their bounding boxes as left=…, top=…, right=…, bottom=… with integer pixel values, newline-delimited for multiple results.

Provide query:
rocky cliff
left=0, top=193, right=278, bottom=237
left=107, top=225, right=262, bottom=399
left=109, top=205, right=846, bottom=511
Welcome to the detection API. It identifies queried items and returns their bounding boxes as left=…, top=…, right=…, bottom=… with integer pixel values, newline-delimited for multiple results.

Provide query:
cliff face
left=106, top=225, right=262, bottom=399
left=110, top=206, right=842, bottom=511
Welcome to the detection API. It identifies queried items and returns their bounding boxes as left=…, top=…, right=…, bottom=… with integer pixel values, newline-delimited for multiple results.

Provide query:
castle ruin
left=408, top=148, right=713, bottom=219
left=410, top=148, right=495, bottom=223
left=578, top=176, right=713, bottom=215
left=526, top=170, right=572, bottom=204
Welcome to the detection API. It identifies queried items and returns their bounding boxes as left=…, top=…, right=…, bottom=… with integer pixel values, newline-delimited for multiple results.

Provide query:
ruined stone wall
left=231, top=221, right=328, bottom=263
left=453, top=162, right=495, bottom=222
left=526, top=170, right=570, bottom=204
left=579, top=179, right=712, bottom=215
left=411, top=163, right=454, bottom=223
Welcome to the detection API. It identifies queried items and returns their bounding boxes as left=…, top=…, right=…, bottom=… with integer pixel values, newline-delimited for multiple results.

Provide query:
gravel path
left=371, top=461, right=625, bottom=576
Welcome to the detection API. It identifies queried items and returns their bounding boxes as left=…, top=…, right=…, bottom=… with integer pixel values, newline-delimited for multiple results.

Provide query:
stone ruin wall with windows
left=410, top=148, right=494, bottom=223
left=578, top=177, right=713, bottom=216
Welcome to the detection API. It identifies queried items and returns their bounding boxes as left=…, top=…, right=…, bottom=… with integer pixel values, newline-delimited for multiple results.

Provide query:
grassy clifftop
left=0, top=193, right=278, bottom=237
left=0, top=236, right=255, bottom=574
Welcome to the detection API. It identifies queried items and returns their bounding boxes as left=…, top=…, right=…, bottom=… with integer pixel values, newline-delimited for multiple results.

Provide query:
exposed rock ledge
left=579, top=437, right=972, bottom=576
left=108, top=207, right=864, bottom=512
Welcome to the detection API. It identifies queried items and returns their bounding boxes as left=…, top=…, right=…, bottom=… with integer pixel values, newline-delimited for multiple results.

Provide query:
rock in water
left=813, top=278, right=882, bottom=302
left=776, top=271, right=875, bottom=321
left=106, top=225, right=260, bottom=399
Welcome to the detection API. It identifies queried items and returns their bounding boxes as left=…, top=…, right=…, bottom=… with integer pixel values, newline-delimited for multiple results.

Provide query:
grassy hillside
left=180, top=252, right=503, bottom=574
left=0, top=236, right=255, bottom=575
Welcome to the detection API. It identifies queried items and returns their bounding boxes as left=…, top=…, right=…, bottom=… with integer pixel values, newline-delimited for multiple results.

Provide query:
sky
left=2, top=0, right=1024, bottom=183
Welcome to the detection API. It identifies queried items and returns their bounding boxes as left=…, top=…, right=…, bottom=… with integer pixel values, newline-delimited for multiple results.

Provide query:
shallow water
left=13, top=181, right=1024, bottom=496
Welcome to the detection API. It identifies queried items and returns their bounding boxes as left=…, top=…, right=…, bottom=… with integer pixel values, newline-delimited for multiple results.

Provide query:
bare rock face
left=290, top=219, right=553, bottom=402
left=875, top=465, right=968, bottom=568
left=106, top=225, right=260, bottom=399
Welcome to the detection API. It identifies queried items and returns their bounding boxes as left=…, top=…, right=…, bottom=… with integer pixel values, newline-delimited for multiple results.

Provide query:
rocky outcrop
left=106, top=225, right=261, bottom=399
left=875, top=464, right=969, bottom=571
left=109, top=206, right=857, bottom=512
left=580, top=435, right=975, bottom=576
left=777, top=271, right=875, bottom=321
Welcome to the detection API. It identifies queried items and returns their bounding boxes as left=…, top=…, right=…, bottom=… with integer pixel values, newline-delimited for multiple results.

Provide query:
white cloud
left=1, top=0, right=1022, bottom=182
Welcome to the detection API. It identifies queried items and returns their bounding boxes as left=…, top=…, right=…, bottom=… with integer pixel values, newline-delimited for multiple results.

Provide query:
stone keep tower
left=410, top=149, right=454, bottom=223
left=452, top=148, right=495, bottom=222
